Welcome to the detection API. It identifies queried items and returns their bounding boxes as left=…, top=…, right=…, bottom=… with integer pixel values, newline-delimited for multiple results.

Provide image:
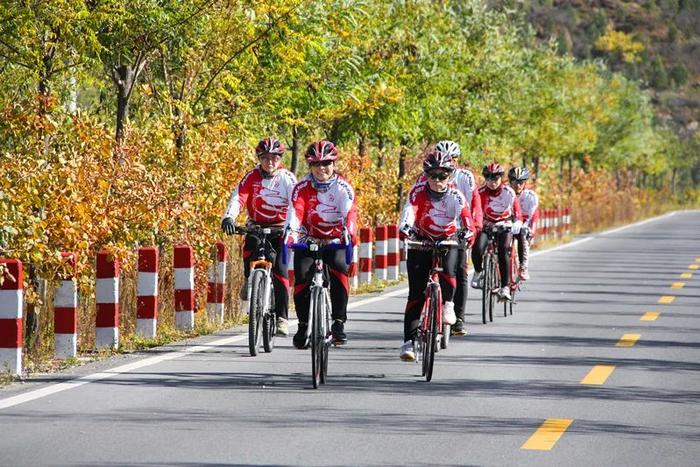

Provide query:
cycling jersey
left=285, top=174, right=358, bottom=242
left=224, top=167, right=297, bottom=225
left=517, top=188, right=539, bottom=231
left=478, top=184, right=523, bottom=225
left=416, top=168, right=483, bottom=230
left=400, top=182, right=475, bottom=240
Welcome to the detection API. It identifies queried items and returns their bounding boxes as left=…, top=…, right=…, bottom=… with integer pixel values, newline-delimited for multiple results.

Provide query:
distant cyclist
left=284, top=140, right=358, bottom=348
left=221, top=137, right=297, bottom=336
left=471, top=162, right=523, bottom=301
left=398, top=146, right=476, bottom=361
left=508, top=166, right=538, bottom=281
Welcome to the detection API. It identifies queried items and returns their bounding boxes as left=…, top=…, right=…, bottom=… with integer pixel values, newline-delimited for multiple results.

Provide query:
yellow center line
left=521, top=419, right=573, bottom=451
left=641, top=311, right=660, bottom=321
left=581, top=365, right=615, bottom=385
left=671, top=282, right=685, bottom=289
left=689, top=264, right=699, bottom=270
left=616, top=333, right=641, bottom=347
left=680, top=272, right=692, bottom=279
left=658, top=295, right=675, bottom=304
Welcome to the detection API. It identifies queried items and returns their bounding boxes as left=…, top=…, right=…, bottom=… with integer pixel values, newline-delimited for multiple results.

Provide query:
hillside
left=496, top=0, right=700, bottom=138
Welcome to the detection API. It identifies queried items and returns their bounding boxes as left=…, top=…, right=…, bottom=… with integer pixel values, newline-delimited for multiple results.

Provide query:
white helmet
left=436, top=140, right=461, bottom=159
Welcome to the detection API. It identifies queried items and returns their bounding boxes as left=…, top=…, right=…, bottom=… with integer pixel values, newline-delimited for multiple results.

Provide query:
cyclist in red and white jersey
left=508, top=166, right=538, bottom=281
left=284, top=140, right=358, bottom=348
left=471, top=162, right=523, bottom=301
left=398, top=146, right=476, bottom=361
left=221, top=137, right=297, bottom=335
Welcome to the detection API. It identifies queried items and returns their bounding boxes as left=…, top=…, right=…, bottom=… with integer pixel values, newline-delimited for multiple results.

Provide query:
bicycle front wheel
left=424, top=284, right=439, bottom=382
left=262, top=280, right=276, bottom=353
left=320, top=290, right=331, bottom=384
left=481, top=254, right=491, bottom=324
left=488, top=253, right=498, bottom=323
left=310, top=287, right=324, bottom=389
left=248, top=270, right=265, bottom=356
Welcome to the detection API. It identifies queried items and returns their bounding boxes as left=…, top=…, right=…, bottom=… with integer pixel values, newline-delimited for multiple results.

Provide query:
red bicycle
left=405, top=235, right=468, bottom=382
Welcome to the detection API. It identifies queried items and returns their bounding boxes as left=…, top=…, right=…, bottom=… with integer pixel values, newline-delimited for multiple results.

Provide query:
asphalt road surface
left=1, top=211, right=699, bottom=466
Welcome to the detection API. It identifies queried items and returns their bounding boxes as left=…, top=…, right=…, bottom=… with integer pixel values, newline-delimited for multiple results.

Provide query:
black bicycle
left=481, top=221, right=511, bottom=324
left=285, top=235, right=352, bottom=389
left=234, top=225, right=283, bottom=356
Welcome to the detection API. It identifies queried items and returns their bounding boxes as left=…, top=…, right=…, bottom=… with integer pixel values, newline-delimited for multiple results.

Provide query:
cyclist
left=398, top=146, right=476, bottom=361
left=471, top=162, right=523, bottom=301
left=284, top=140, right=358, bottom=348
left=508, top=166, right=538, bottom=281
left=221, top=137, right=297, bottom=336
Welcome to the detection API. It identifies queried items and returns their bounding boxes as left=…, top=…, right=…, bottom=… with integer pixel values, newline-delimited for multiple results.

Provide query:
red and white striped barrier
left=359, top=228, right=373, bottom=284
left=399, top=237, right=407, bottom=275
left=0, top=259, right=23, bottom=375
left=96, top=251, right=120, bottom=350
left=137, top=247, right=159, bottom=338
left=55, top=252, right=78, bottom=358
left=374, top=226, right=388, bottom=280
left=207, top=241, right=227, bottom=324
left=174, top=245, right=195, bottom=330
left=288, top=249, right=295, bottom=291
left=564, top=207, right=571, bottom=235
left=387, top=225, right=400, bottom=280
left=351, top=245, right=359, bottom=289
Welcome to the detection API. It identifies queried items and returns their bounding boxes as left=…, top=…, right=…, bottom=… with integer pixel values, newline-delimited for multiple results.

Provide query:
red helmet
left=422, top=146, right=455, bottom=173
left=255, top=137, right=285, bottom=157
left=305, top=140, right=338, bottom=163
left=482, top=162, right=504, bottom=177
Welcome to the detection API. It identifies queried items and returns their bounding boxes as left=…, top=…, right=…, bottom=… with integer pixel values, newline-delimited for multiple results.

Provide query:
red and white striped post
left=359, top=228, right=373, bottom=285
left=351, top=244, right=359, bottom=289
left=564, top=207, right=571, bottom=236
left=387, top=224, right=400, bottom=280
left=542, top=209, right=551, bottom=242
left=174, top=245, right=195, bottom=330
left=137, top=247, right=159, bottom=338
left=96, top=251, right=119, bottom=350
left=399, top=238, right=407, bottom=275
left=54, top=252, right=78, bottom=358
left=207, top=241, right=227, bottom=324
left=374, top=225, right=388, bottom=281
left=0, top=259, right=23, bottom=375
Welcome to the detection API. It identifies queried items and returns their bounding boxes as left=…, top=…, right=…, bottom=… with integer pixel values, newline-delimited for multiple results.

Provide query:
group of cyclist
left=220, top=137, right=538, bottom=361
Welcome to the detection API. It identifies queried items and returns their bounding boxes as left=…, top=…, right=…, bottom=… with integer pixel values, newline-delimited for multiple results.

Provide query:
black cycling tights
left=471, top=230, right=512, bottom=287
left=243, top=232, right=288, bottom=319
left=403, top=248, right=459, bottom=342
left=293, top=248, right=349, bottom=324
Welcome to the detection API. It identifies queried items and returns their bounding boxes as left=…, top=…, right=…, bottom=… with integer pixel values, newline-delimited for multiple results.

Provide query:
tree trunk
left=377, top=135, right=385, bottom=168
left=115, top=64, right=133, bottom=146
left=396, top=139, right=408, bottom=212
left=173, top=104, right=186, bottom=159
left=533, top=156, right=540, bottom=181
left=671, top=168, right=677, bottom=195
left=291, top=125, right=300, bottom=175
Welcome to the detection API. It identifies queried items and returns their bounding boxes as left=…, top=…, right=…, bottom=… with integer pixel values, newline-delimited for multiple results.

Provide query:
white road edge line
left=0, top=209, right=680, bottom=410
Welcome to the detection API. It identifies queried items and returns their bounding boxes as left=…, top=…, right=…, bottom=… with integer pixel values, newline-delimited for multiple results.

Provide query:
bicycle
left=405, top=233, right=467, bottom=382
left=480, top=221, right=512, bottom=324
left=504, top=226, right=529, bottom=317
left=234, top=225, right=284, bottom=356
left=284, top=234, right=352, bottom=389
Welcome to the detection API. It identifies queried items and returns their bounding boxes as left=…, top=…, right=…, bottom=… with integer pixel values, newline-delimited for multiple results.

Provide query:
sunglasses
left=428, top=171, right=450, bottom=181
left=259, top=154, right=281, bottom=162
left=310, top=160, right=333, bottom=167
left=485, top=174, right=502, bottom=181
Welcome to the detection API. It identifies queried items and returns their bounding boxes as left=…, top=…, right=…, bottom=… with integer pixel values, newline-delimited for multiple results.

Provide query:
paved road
left=1, top=211, right=699, bottom=466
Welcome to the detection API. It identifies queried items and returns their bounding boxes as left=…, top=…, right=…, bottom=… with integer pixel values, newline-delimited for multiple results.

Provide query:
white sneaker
left=400, top=341, right=416, bottom=362
left=442, top=301, right=457, bottom=325
left=471, top=271, right=484, bottom=289
left=519, top=267, right=530, bottom=281
left=276, top=317, right=289, bottom=336
left=497, top=287, right=512, bottom=302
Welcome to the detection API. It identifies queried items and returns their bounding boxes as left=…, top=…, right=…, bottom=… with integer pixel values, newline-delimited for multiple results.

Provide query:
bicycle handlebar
left=233, top=225, right=285, bottom=236
left=282, top=238, right=353, bottom=266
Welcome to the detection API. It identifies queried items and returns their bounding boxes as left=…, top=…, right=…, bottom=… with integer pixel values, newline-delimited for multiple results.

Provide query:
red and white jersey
left=517, top=188, right=539, bottom=229
left=478, top=184, right=523, bottom=226
left=224, top=167, right=297, bottom=225
left=284, top=174, right=358, bottom=241
left=416, top=168, right=483, bottom=230
left=400, top=182, right=475, bottom=240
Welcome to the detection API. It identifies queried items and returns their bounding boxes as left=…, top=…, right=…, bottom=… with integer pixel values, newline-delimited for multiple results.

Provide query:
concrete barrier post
left=0, top=259, right=23, bottom=375
left=174, top=245, right=195, bottom=330
left=55, top=252, right=78, bottom=358
left=207, top=242, right=227, bottom=324
left=137, top=247, right=159, bottom=338
left=96, top=251, right=119, bottom=350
